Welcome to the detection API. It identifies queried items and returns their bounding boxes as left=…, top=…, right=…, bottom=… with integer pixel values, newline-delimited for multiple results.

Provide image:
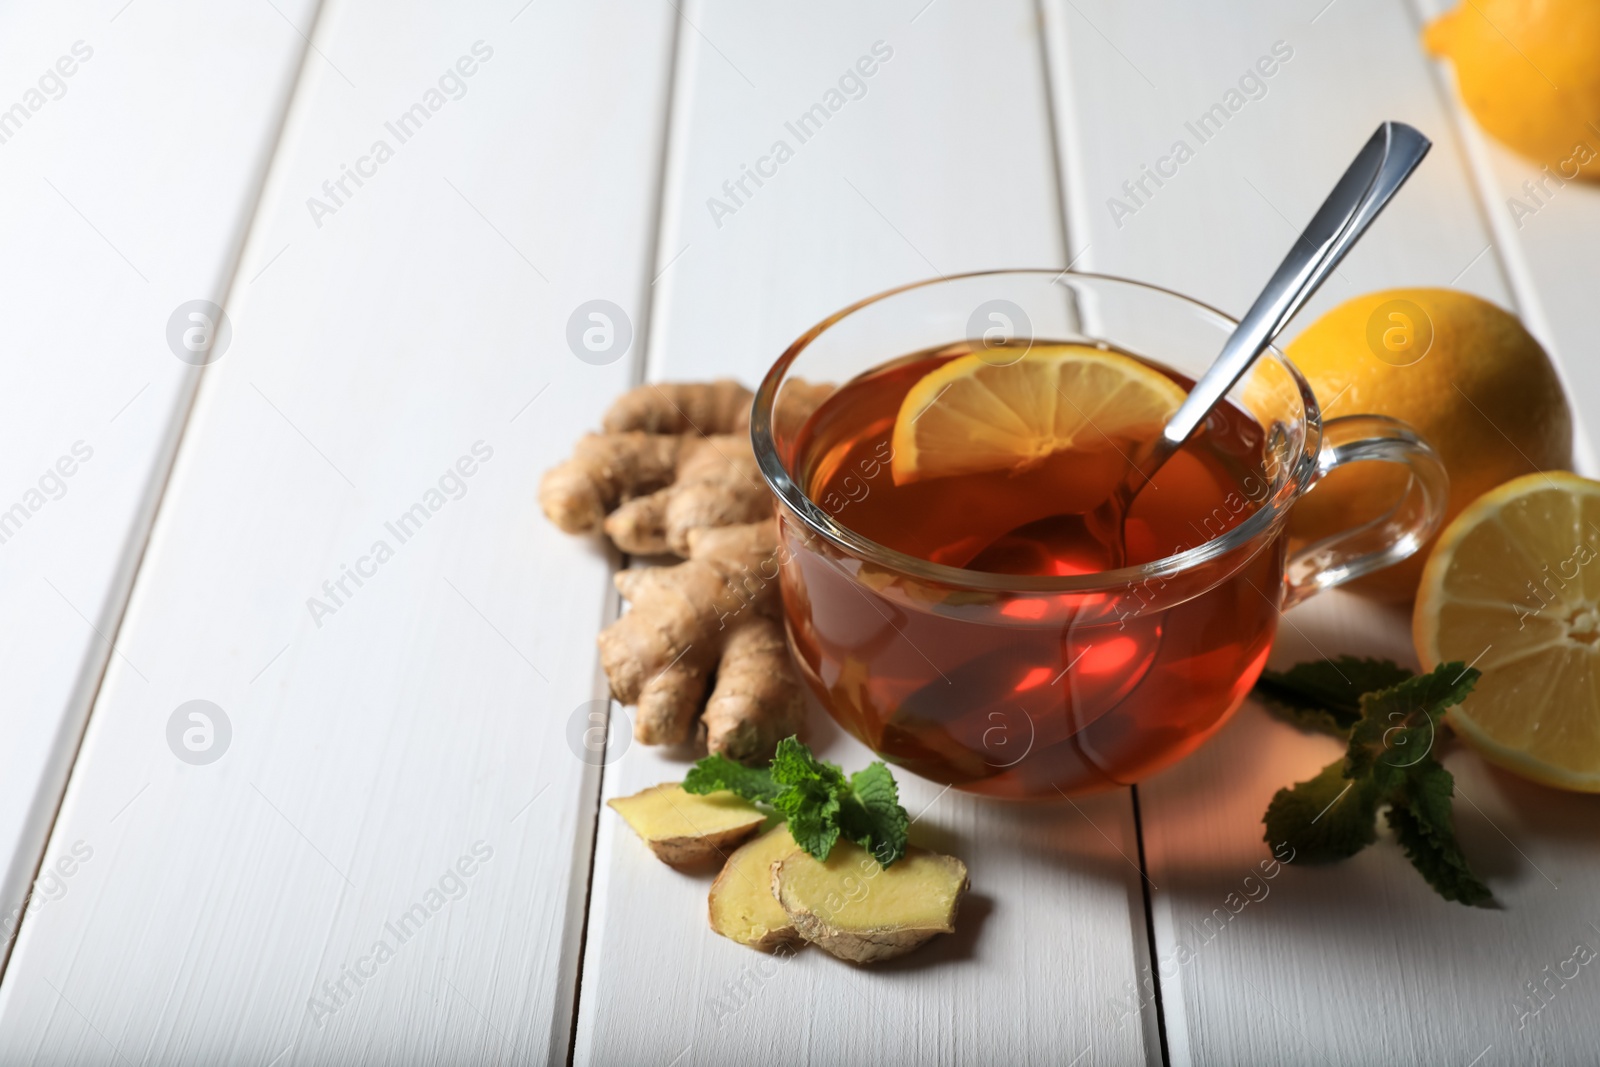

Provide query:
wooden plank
left=0, top=0, right=316, bottom=972
left=573, top=3, right=1157, bottom=1065
left=1042, top=0, right=1600, bottom=1063
left=0, top=1, right=677, bottom=1063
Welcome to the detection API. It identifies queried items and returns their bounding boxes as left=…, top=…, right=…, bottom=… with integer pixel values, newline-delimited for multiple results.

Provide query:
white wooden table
left=2, top=1, right=1597, bottom=1064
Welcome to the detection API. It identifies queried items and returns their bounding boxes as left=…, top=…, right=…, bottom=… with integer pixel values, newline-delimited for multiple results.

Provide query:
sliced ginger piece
left=608, top=783, right=764, bottom=868
left=709, top=824, right=804, bottom=952
left=770, top=842, right=969, bottom=963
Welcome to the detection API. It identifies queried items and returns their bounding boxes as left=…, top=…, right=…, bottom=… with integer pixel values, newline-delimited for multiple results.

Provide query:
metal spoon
left=968, top=121, right=1432, bottom=575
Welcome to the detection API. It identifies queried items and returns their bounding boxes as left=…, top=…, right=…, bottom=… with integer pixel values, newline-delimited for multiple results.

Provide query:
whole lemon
left=1425, top=0, right=1600, bottom=177
left=1285, top=288, right=1571, bottom=600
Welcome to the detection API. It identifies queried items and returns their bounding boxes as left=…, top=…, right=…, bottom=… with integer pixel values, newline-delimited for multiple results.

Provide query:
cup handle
left=1281, top=414, right=1450, bottom=609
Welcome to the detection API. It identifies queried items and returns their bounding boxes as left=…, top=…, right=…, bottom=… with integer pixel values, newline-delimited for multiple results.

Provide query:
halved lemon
left=890, top=343, right=1186, bottom=485
left=1414, top=471, right=1600, bottom=791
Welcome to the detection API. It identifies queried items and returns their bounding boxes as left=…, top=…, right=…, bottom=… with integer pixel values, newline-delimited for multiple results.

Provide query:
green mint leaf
left=770, top=736, right=847, bottom=792
left=1394, top=747, right=1457, bottom=829
left=1263, top=759, right=1380, bottom=863
left=781, top=790, right=841, bottom=861
left=1256, top=657, right=1414, bottom=737
left=836, top=763, right=910, bottom=867
left=683, top=754, right=780, bottom=804
left=758, top=737, right=913, bottom=866
left=1387, top=763, right=1493, bottom=906
left=1346, top=663, right=1477, bottom=789
left=768, top=737, right=847, bottom=861
left=686, top=737, right=917, bottom=866
left=1259, top=660, right=1494, bottom=907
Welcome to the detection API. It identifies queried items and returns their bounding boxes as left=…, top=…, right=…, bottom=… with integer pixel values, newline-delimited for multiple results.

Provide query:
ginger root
left=608, top=783, right=764, bottom=869
left=539, top=379, right=751, bottom=543
left=539, top=432, right=683, bottom=536
left=699, top=614, right=805, bottom=761
left=602, top=379, right=752, bottom=435
left=771, top=842, right=969, bottom=963
left=708, top=823, right=804, bottom=951
left=601, top=434, right=769, bottom=556
left=540, top=378, right=835, bottom=554
left=544, top=379, right=835, bottom=764
left=598, top=520, right=803, bottom=758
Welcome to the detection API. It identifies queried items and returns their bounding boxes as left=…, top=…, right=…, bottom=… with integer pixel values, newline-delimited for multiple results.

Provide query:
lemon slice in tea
left=1414, top=470, right=1600, bottom=791
left=890, top=343, right=1186, bottom=485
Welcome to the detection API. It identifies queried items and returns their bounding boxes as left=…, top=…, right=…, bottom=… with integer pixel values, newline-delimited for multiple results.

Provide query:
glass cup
left=751, top=271, right=1447, bottom=799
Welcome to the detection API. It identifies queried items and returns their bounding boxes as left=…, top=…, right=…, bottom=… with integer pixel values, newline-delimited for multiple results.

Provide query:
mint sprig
left=1263, top=661, right=1493, bottom=906
left=682, top=754, right=783, bottom=804
left=1254, top=656, right=1414, bottom=737
left=685, top=737, right=910, bottom=867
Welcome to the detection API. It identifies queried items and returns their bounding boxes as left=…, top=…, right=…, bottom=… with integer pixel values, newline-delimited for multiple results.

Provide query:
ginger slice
left=708, top=824, right=804, bottom=952
left=608, top=783, right=764, bottom=868
left=771, top=842, right=969, bottom=963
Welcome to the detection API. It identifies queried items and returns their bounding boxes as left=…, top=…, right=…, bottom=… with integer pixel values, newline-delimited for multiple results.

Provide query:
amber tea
left=781, top=342, right=1285, bottom=797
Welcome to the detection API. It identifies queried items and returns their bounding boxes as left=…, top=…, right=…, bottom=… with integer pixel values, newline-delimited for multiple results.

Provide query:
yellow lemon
left=1286, top=288, right=1571, bottom=600
left=890, top=343, right=1185, bottom=485
left=1414, top=471, right=1600, bottom=791
left=1425, top=0, right=1600, bottom=178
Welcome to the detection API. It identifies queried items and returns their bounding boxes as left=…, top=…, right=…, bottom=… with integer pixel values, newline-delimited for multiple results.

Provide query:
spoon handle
left=1158, top=121, right=1431, bottom=452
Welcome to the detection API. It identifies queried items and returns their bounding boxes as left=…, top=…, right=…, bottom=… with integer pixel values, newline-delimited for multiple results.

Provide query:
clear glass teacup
left=752, top=271, right=1447, bottom=798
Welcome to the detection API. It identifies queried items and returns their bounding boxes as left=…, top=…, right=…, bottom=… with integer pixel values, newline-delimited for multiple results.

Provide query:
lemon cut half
left=1414, top=471, right=1600, bottom=791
